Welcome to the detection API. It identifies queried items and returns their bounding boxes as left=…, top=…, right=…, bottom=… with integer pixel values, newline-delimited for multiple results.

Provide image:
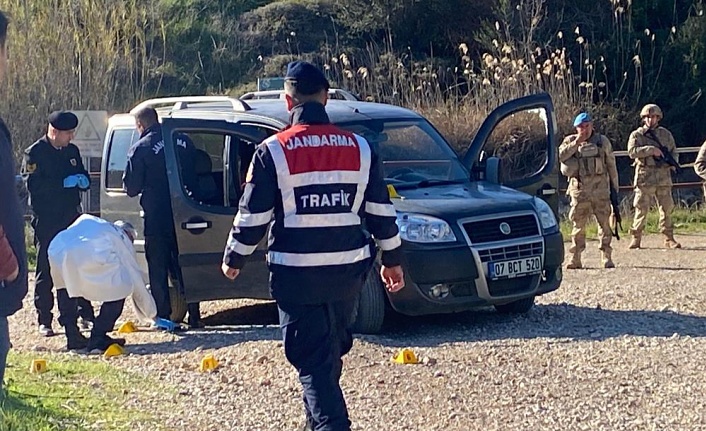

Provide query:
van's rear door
left=161, top=118, right=271, bottom=303
left=100, top=125, right=146, bottom=265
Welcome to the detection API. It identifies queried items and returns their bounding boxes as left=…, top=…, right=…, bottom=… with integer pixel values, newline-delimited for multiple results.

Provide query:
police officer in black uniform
left=123, top=107, right=178, bottom=324
left=22, top=111, right=95, bottom=348
left=222, top=61, right=406, bottom=431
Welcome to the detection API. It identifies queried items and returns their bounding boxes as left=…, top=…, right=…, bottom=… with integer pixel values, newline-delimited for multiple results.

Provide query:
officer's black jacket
left=22, top=136, right=89, bottom=220
left=123, top=124, right=175, bottom=237
left=0, top=118, right=28, bottom=317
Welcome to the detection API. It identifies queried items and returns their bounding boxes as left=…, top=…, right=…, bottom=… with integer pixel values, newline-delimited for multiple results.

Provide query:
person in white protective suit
left=48, top=214, right=157, bottom=352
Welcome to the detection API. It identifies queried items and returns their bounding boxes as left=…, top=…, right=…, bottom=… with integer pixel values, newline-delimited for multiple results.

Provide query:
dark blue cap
left=284, top=61, right=329, bottom=95
left=573, top=112, right=592, bottom=127
left=48, top=110, right=78, bottom=131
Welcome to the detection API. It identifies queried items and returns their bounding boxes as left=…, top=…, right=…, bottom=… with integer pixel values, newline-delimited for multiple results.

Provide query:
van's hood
left=390, top=181, right=537, bottom=220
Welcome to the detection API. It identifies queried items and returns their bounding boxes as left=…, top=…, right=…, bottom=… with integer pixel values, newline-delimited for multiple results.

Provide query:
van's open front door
left=161, top=118, right=271, bottom=303
left=462, top=93, right=560, bottom=215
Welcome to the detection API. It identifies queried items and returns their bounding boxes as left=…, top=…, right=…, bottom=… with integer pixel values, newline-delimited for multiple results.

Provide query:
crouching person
left=48, top=214, right=157, bottom=352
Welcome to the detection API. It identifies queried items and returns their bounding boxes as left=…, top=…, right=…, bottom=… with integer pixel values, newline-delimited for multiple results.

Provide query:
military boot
left=65, top=326, right=89, bottom=351
left=601, top=250, right=615, bottom=269
left=663, top=232, right=682, bottom=249
left=565, top=252, right=582, bottom=269
left=628, top=230, right=642, bottom=249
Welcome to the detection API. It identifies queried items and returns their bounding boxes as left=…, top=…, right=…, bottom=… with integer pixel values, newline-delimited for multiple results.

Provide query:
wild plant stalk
left=0, top=0, right=163, bottom=157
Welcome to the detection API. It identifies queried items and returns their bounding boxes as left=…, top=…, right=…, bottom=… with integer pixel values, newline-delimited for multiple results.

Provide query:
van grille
left=477, top=241, right=544, bottom=263
left=463, top=215, right=539, bottom=244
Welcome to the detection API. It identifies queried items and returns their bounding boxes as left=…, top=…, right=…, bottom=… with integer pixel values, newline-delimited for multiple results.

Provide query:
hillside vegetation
left=0, top=0, right=705, bottom=155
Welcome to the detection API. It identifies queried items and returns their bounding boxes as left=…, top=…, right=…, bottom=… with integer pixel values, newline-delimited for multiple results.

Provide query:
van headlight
left=533, top=197, right=558, bottom=230
left=396, top=213, right=457, bottom=243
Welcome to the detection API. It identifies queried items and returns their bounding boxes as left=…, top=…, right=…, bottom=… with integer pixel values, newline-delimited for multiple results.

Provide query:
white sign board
left=71, top=110, right=108, bottom=158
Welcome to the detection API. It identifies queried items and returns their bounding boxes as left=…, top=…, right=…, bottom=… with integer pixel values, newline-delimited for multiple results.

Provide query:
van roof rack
left=239, top=88, right=359, bottom=101
left=129, top=96, right=251, bottom=114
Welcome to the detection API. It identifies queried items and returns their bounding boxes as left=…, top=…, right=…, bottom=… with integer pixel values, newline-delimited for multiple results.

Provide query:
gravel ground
left=7, top=234, right=706, bottom=431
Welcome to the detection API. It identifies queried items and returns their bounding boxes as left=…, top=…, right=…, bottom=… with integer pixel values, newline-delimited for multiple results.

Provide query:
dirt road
left=7, top=234, right=706, bottom=430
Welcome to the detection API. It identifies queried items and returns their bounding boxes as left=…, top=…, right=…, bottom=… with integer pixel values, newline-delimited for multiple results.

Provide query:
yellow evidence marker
left=199, top=354, right=219, bottom=372
left=392, top=348, right=419, bottom=364
left=30, top=359, right=48, bottom=374
left=103, top=344, right=125, bottom=358
left=117, top=321, right=138, bottom=333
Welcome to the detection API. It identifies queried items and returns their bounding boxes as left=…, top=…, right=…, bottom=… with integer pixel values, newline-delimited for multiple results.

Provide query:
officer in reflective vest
left=221, top=61, right=405, bottom=431
left=22, top=111, right=95, bottom=345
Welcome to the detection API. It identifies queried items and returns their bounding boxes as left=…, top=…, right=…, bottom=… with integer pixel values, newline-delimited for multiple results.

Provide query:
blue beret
left=284, top=61, right=329, bottom=95
left=573, top=112, right=592, bottom=127
left=48, top=111, right=78, bottom=131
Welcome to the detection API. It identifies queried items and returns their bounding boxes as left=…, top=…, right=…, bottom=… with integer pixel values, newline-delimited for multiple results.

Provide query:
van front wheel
left=351, top=267, right=386, bottom=334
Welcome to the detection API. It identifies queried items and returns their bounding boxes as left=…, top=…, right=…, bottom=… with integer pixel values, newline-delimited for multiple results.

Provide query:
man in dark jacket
left=123, top=107, right=177, bottom=322
left=1, top=10, right=29, bottom=389
left=22, top=110, right=95, bottom=348
left=221, top=61, right=405, bottom=431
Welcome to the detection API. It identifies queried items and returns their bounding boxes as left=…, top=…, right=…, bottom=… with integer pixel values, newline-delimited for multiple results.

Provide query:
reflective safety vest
left=224, top=121, right=402, bottom=304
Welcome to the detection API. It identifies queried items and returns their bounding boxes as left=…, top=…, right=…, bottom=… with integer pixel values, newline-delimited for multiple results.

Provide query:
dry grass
left=0, top=0, right=694, bottom=167
left=0, top=0, right=163, bottom=157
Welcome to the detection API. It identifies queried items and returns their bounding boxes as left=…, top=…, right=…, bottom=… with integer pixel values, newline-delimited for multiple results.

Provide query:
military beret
left=284, top=61, right=329, bottom=95
left=48, top=110, right=79, bottom=131
left=573, top=112, right=592, bottom=127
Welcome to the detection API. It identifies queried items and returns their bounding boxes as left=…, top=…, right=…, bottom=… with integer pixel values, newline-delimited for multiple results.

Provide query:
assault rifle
left=609, top=186, right=622, bottom=240
left=645, top=129, right=681, bottom=174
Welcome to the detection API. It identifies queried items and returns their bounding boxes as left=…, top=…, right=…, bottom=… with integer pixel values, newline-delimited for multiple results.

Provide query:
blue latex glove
left=63, top=175, right=79, bottom=188
left=153, top=318, right=178, bottom=332
left=76, top=174, right=90, bottom=189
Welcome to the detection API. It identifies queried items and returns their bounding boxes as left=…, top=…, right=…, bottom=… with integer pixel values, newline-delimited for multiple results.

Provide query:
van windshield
left=337, top=119, right=469, bottom=185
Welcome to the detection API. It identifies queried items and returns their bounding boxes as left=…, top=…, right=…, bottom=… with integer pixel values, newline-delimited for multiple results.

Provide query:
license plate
left=488, top=256, right=542, bottom=279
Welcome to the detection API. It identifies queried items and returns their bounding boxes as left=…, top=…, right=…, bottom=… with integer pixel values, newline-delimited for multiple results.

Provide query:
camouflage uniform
left=627, top=125, right=680, bottom=248
left=693, top=139, right=706, bottom=199
left=559, top=132, right=619, bottom=269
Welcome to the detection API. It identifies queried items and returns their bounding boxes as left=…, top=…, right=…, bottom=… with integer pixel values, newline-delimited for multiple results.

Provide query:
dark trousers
left=55, top=289, right=80, bottom=333
left=145, top=234, right=176, bottom=320
left=278, top=300, right=356, bottom=431
left=90, top=299, right=125, bottom=339
left=34, top=214, right=94, bottom=327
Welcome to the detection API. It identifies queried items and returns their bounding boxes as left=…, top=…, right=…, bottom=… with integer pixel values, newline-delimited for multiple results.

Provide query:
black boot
left=66, top=327, right=89, bottom=351
left=105, top=335, right=126, bottom=347
left=87, top=334, right=126, bottom=352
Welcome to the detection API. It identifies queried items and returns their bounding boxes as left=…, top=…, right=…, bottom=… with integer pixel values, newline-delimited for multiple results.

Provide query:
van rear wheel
left=351, top=267, right=386, bottom=334
left=169, top=285, right=188, bottom=323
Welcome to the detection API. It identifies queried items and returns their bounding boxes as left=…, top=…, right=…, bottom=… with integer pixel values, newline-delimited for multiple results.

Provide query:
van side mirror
left=485, top=156, right=502, bottom=184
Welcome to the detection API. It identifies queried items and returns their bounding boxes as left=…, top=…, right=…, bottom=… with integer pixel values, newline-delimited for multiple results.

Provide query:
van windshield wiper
left=394, top=179, right=466, bottom=190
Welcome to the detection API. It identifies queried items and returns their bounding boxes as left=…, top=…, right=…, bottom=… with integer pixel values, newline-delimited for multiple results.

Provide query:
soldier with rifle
left=627, top=104, right=681, bottom=249
left=559, top=112, right=620, bottom=269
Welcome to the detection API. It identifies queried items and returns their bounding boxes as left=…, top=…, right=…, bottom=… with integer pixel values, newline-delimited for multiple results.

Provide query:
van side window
left=174, top=132, right=227, bottom=206
left=105, top=128, right=139, bottom=190
left=174, top=126, right=274, bottom=208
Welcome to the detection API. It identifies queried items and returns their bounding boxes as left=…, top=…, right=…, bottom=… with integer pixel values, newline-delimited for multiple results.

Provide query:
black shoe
left=38, top=324, right=55, bottom=337
left=105, top=335, right=126, bottom=347
left=87, top=335, right=126, bottom=352
left=66, top=332, right=89, bottom=351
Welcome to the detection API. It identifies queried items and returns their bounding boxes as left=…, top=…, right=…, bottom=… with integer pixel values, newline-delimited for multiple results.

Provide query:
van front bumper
left=387, top=231, right=564, bottom=316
